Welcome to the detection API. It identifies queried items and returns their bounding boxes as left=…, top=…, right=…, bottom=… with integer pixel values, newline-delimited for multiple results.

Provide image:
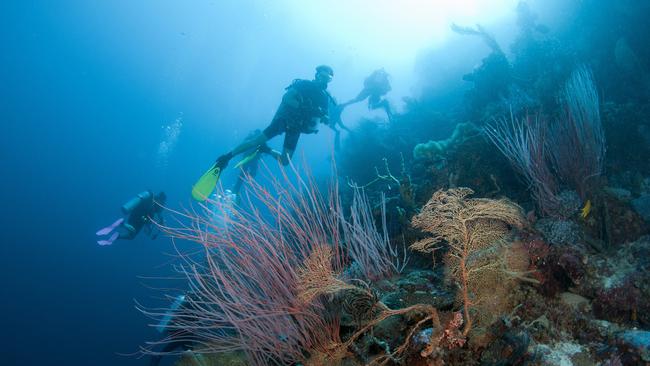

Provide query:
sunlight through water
left=284, top=0, right=520, bottom=62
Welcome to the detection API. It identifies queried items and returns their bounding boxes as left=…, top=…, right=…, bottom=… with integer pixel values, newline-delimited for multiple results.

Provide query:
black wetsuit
left=363, top=71, right=392, bottom=109
left=263, top=79, right=330, bottom=151
left=122, top=191, right=163, bottom=239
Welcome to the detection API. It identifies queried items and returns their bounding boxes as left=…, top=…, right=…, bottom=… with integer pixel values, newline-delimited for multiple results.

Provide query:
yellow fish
left=580, top=199, right=592, bottom=219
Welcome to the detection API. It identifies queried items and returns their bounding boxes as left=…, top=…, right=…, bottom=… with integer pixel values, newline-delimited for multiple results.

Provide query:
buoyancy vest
left=280, top=79, right=331, bottom=133
left=286, top=79, right=330, bottom=117
left=363, top=70, right=391, bottom=95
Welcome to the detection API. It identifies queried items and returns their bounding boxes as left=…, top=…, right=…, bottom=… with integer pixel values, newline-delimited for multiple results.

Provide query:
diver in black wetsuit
left=213, top=65, right=334, bottom=170
left=341, top=68, right=394, bottom=121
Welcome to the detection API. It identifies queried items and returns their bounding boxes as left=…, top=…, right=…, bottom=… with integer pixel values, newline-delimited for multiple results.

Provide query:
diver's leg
left=279, top=148, right=295, bottom=166
left=118, top=227, right=136, bottom=240
left=277, top=131, right=299, bottom=166
left=368, top=94, right=381, bottom=110
left=215, top=120, right=283, bottom=169
left=376, top=99, right=394, bottom=122
left=232, top=177, right=244, bottom=196
left=264, top=146, right=293, bottom=166
left=96, top=217, right=124, bottom=236
left=215, top=132, right=267, bottom=169
left=215, top=132, right=266, bottom=168
left=232, top=153, right=260, bottom=195
left=118, top=217, right=144, bottom=240
left=253, top=117, right=289, bottom=164
left=230, top=131, right=268, bottom=156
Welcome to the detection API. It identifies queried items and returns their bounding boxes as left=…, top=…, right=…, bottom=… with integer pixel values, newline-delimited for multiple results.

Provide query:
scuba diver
left=96, top=190, right=166, bottom=246
left=147, top=292, right=235, bottom=366
left=341, top=68, right=394, bottom=122
left=148, top=294, right=199, bottom=366
left=191, top=65, right=335, bottom=201
left=451, top=23, right=512, bottom=115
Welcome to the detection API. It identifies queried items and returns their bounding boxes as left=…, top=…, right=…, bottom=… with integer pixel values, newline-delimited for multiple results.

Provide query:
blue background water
left=1, top=1, right=574, bottom=365
left=1, top=3, right=352, bottom=364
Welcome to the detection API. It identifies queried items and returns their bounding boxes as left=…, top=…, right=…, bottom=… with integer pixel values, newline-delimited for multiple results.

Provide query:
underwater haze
left=3, top=0, right=650, bottom=365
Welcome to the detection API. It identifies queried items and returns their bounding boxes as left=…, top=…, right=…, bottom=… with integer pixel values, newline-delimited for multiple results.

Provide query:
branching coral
left=296, top=245, right=357, bottom=304
left=485, top=113, right=560, bottom=215
left=140, top=165, right=410, bottom=366
left=549, top=65, right=605, bottom=200
left=485, top=66, right=605, bottom=215
left=139, top=169, right=347, bottom=365
left=410, top=188, right=526, bottom=335
left=413, top=122, right=481, bottom=165
left=342, top=188, right=407, bottom=281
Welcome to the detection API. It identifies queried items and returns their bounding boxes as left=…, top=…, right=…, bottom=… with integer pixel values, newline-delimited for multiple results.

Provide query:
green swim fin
left=191, top=164, right=221, bottom=201
left=234, top=149, right=260, bottom=169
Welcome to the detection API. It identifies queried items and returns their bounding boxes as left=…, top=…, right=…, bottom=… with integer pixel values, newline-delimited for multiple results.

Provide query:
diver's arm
left=150, top=226, right=160, bottom=240
left=152, top=210, right=166, bottom=240
left=157, top=212, right=165, bottom=227
left=144, top=217, right=161, bottom=240
left=342, top=88, right=371, bottom=106
left=149, top=210, right=163, bottom=227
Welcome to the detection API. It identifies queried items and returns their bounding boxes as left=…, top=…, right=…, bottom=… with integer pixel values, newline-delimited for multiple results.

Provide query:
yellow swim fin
left=234, top=149, right=260, bottom=169
left=191, top=164, right=221, bottom=201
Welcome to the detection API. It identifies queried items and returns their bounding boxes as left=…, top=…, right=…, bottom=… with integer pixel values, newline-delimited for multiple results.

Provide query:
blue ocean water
left=1, top=2, right=342, bottom=364
left=5, top=1, right=648, bottom=365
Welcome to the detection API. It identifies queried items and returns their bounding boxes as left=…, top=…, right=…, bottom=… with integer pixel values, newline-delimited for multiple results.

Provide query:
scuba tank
left=121, top=191, right=153, bottom=215
left=156, top=294, right=186, bottom=333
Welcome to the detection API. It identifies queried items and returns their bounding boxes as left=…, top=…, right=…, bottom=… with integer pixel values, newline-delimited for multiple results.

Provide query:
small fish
left=580, top=200, right=592, bottom=219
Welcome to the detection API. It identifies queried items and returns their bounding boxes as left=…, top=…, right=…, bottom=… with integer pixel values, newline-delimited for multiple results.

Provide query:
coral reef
left=412, top=123, right=481, bottom=165
left=410, top=188, right=528, bottom=339
left=135, top=3, right=650, bottom=365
